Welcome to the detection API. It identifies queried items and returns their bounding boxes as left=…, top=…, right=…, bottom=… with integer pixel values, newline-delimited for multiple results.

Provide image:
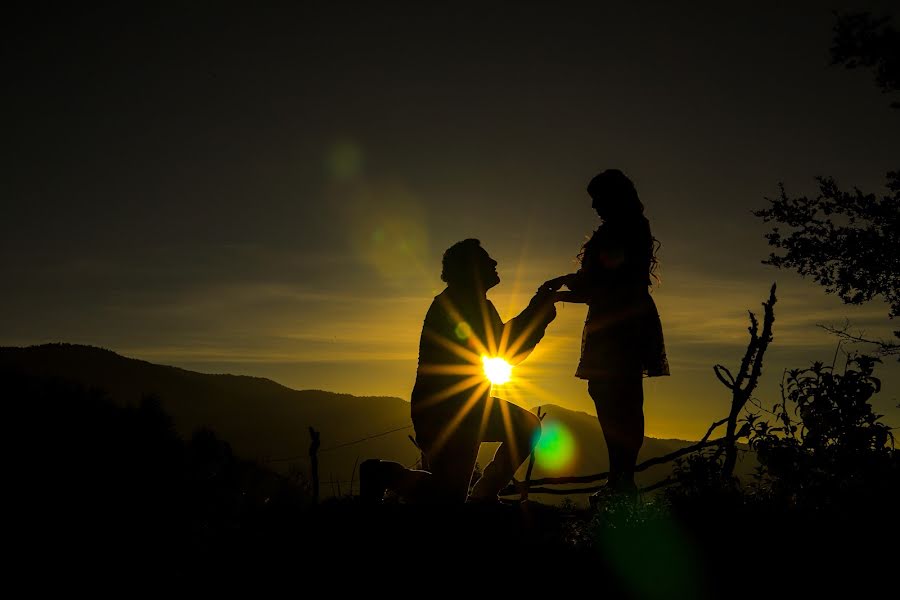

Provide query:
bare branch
left=819, top=324, right=900, bottom=356
left=500, top=478, right=677, bottom=497
left=639, top=477, right=675, bottom=494
left=745, top=284, right=777, bottom=400
left=733, top=317, right=759, bottom=389
left=722, top=284, right=778, bottom=478
left=635, top=437, right=728, bottom=473
left=713, top=365, right=735, bottom=389
left=702, top=418, right=729, bottom=443
left=502, top=485, right=604, bottom=496
left=505, top=436, right=729, bottom=493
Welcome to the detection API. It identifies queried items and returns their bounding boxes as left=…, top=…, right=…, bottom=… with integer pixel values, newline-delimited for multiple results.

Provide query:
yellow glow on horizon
left=481, top=356, right=512, bottom=385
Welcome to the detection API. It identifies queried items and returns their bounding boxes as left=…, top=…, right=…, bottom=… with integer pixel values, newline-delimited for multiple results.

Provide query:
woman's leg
left=588, top=378, right=644, bottom=489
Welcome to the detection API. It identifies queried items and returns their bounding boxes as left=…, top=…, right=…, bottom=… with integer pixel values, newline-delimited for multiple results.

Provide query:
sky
left=2, top=1, right=898, bottom=439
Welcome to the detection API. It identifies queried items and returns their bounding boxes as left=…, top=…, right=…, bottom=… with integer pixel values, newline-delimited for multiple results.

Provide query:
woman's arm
left=563, top=264, right=608, bottom=301
left=541, top=274, right=576, bottom=291
left=536, top=274, right=591, bottom=304
left=553, top=290, right=590, bottom=304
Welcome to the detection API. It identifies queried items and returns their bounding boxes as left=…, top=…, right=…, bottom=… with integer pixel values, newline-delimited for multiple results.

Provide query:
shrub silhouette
left=664, top=354, right=897, bottom=526
left=746, top=355, right=897, bottom=513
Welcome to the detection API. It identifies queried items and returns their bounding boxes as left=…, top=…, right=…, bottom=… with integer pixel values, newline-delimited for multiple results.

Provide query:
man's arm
left=492, top=286, right=558, bottom=365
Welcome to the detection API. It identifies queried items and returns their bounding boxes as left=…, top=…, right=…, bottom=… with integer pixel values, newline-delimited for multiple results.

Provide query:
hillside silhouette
left=1, top=343, right=415, bottom=491
left=6, top=343, right=895, bottom=593
left=1, top=343, right=755, bottom=501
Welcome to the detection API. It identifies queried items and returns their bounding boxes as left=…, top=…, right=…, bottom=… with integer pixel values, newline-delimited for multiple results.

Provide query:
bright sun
left=481, top=356, right=512, bottom=385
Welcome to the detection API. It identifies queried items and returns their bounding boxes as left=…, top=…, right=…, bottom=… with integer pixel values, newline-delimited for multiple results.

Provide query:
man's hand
left=529, top=283, right=559, bottom=327
left=538, top=274, right=575, bottom=294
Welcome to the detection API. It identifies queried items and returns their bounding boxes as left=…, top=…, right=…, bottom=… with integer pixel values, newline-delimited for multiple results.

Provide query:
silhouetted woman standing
left=553, top=169, right=669, bottom=498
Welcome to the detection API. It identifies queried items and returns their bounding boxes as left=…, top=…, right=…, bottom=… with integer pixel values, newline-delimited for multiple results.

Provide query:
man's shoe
left=359, top=459, right=388, bottom=505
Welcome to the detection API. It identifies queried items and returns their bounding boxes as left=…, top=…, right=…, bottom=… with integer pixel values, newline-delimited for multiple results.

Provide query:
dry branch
left=500, top=436, right=729, bottom=495
left=309, top=426, right=320, bottom=504
left=719, top=283, right=777, bottom=478
left=520, top=406, right=546, bottom=502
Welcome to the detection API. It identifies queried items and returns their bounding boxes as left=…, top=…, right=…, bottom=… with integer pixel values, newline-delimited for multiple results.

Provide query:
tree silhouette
left=754, top=173, right=899, bottom=357
left=755, top=11, right=899, bottom=359
left=831, top=11, right=900, bottom=109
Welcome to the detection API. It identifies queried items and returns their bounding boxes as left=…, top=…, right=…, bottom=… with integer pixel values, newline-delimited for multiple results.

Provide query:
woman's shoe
left=589, top=478, right=639, bottom=508
left=588, top=481, right=617, bottom=509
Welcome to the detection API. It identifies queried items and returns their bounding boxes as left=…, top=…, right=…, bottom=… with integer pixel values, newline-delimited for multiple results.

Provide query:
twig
left=819, top=323, right=899, bottom=356
left=500, top=477, right=677, bottom=497
left=309, top=427, right=320, bottom=505
left=349, top=456, right=359, bottom=497
left=639, top=476, right=675, bottom=494
left=702, top=418, right=729, bottom=443
left=719, top=284, right=777, bottom=478
left=521, top=406, right=546, bottom=502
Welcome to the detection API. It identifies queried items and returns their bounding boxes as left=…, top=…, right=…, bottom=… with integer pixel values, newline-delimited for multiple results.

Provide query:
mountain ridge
left=2, top=343, right=755, bottom=502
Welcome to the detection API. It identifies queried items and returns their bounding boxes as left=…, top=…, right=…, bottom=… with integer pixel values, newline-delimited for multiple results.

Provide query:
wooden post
left=309, top=426, right=320, bottom=505
left=409, top=434, right=429, bottom=470
left=521, top=406, right=546, bottom=502
left=349, top=456, right=359, bottom=497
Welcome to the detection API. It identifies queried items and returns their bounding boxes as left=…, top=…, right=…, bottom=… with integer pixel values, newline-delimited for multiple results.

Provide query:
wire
left=264, top=424, right=413, bottom=463
left=320, top=425, right=413, bottom=452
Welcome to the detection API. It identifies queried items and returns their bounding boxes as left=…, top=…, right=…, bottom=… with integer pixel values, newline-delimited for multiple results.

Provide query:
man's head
left=441, top=239, right=500, bottom=291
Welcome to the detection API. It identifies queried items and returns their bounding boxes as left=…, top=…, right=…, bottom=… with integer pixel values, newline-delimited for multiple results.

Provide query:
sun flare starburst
left=481, top=356, right=512, bottom=385
left=419, top=289, right=561, bottom=453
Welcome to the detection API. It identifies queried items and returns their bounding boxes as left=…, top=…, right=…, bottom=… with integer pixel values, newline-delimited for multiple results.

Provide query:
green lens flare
left=534, top=420, right=575, bottom=472
left=326, top=140, right=363, bottom=181
left=454, top=321, right=472, bottom=341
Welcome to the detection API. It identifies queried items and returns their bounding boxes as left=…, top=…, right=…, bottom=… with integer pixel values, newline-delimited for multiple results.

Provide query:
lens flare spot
left=326, top=140, right=363, bottom=181
left=337, top=182, right=429, bottom=285
left=534, top=420, right=575, bottom=472
left=481, top=356, right=512, bottom=385
left=455, top=321, right=472, bottom=341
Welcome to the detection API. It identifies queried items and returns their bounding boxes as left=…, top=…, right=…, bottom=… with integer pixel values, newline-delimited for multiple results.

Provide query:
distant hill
left=0, top=343, right=416, bottom=492
left=1, top=343, right=756, bottom=501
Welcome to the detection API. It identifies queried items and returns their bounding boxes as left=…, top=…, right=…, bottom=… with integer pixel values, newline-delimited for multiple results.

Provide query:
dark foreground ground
left=9, top=369, right=897, bottom=595
left=19, top=495, right=897, bottom=597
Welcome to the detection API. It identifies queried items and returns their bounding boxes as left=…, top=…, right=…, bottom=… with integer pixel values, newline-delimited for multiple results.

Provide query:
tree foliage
left=753, top=172, right=899, bottom=340
left=755, top=11, right=900, bottom=357
left=831, top=11, right=900, bottom=108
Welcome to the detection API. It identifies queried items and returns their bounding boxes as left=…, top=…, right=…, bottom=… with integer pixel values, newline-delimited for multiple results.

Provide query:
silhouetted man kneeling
left=361, top=239, right=559, bottom=504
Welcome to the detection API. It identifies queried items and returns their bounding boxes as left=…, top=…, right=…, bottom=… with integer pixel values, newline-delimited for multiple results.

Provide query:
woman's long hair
left=578, top=169, right=661, bottom=284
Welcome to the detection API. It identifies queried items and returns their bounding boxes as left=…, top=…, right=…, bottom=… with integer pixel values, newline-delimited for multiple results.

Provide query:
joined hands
left=535, top=274, right=579, bottom=304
